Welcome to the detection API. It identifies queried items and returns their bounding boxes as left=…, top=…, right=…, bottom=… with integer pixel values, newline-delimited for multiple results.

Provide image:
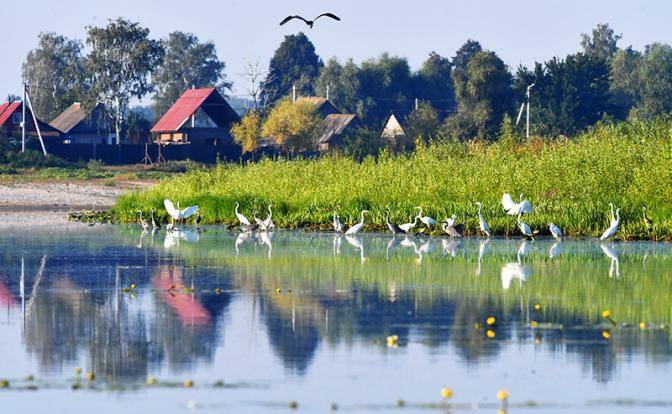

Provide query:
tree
left=632, top=43, right=672, bottom=120
left=261, top=99, right=321, bottom=151
left=445, top=50, right=513, bottom=140
left=313, top=58, right=360, bottom=114
left=452, top=40, right=482, bottom=72
left=610, top=47, right=642, bottom=118
left=515, top=53, right=612, bottom=136
left=581, top=23, right=621, bottom=62
left=413, top=52, right=455, bottom=116
left=85, top=18, right=164, bottom=144
left=232, top=110, right=262, bottom=153
left=151, top=31, right=229, bottom=120
left=21, top=32, right=87, bottom=120
left=240, top=60, right=271, bottom=111
left=262, top=33, right=323, bottom=107
left=404, top=101, right=441, bottom=144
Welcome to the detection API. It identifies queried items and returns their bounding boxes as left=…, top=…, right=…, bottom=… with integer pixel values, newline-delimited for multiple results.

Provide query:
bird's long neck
left=360, top=211, right=366, bottom=224
left=615, top=208, right=620, bottom=222
left=385, top=211, right=391, bottom=225
left=478, top=204, right=483, bottom=217
left=268, top=205, right=272, bottom=217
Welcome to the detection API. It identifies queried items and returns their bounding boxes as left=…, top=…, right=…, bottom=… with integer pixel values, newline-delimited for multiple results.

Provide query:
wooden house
left=380, top=112, right=407, bottom=144
left=50, top=103, right=115, bottom=144
left=0, top=100, right=60, bottom=138
left=295, top=97, right=341, bottom=118
left=151, top=88, right=240, bottom=145
left=315, top=114, right=358, bottom=151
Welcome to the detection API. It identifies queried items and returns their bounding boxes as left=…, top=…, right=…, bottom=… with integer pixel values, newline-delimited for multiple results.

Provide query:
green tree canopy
left=263, top=33, right=323, bottom=107
left=151, top=31, right=229, bottom=120
left=261, top=99, right=321, bottom=151
left=413, top=52, right=455, bottom=116
left=610, top=47, right=642, bottom=118
left=21, top=32, right=87, bottom=121
left=85, top=18, right=164, bottom=144
left=232, top=110, right=262, bottom=153
left=631, top=43, right=672, bottom=120
left=581, top=23, right=621, bottom=62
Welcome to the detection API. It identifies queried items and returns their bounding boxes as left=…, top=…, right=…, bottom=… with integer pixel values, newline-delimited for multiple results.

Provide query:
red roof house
left=0, top=100, right=61, bottom=138
left=151, top=88, right=240, bottom=144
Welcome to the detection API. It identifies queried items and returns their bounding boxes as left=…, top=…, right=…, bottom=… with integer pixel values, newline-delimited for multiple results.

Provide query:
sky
left=2, top=0, right=671, bottom=104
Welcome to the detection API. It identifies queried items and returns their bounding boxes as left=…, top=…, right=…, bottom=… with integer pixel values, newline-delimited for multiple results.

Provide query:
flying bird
left=280, top=13, right=341, bottom=28
left=502, top=193, right=533, bottom=216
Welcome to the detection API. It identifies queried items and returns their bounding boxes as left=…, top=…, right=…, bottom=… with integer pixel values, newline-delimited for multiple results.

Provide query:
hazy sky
left=2, top=0, right=670, bottom=102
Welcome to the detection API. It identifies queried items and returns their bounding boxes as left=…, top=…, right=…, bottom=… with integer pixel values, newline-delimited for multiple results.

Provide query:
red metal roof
left=0, top=101, right=22, bottom=126
left=152, top=87, right=242, bottom=133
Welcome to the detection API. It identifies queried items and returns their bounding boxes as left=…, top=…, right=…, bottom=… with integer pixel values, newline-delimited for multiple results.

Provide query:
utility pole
left=24, top=83, right=47, bottom=155
left=526, top=83, right=535, bottom=140
left=21, top=82, right=26, bottom=153
left=326, top=85, right=330, bottom=101
left=415, top=98, right=419, bottom=111
left=292, top=85, right=297, bottom=102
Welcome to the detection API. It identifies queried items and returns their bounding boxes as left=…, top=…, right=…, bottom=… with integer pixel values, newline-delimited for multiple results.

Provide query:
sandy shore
left=0, top=181, right=142, bottom=226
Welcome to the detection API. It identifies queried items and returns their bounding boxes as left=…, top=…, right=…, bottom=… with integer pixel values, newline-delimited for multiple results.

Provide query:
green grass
left=115, top=117, right=672, bottom=240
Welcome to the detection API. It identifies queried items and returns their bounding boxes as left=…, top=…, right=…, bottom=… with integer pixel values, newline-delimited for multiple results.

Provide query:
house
left=295, top=97, right=341, bottom=118
left=380, top=112, right=408, bottom=144
left=50, top=103, right=115, bottom=144
left=315, top=114, right=358, bottom=151
left=151, top=88, right=240, bottom=145
left=0, top=100, right=60, bottom=138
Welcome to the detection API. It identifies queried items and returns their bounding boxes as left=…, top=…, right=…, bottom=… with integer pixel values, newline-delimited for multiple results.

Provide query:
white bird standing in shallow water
left=137, top=210, right=149, bottom=231
left=474, top=202, right=491, bottom=237
left=415, top=207, right=437, bottom=228
left=235, top=201, right=251, bottom=226
left=399, top=216, right=419, bottom=233
left=333, top=209, right=344, bottom=233
left=549, top=223, right=562, bottom=240
left=345, top=210, right=369, bottom=235
left=600, top=203, right=620, bottom=241
left=164, top=199, right=198, bottom=228
left=502, top=193, right=533, bottom=216
left=262, top=204, right=275, bottom=230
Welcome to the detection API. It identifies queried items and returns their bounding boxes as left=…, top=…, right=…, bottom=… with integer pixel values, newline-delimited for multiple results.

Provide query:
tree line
left=17, top=20, right=672, bottom=150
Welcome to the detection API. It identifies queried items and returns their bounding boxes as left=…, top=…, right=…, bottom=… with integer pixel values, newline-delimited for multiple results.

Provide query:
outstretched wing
left=501, top=193, right=516, bottom=212
left=180, top=205, right=199, bottom=219
left=314, top=12, right=341, bottom=22
left=280, top=15, right=310, bottom=26
left=519, top=200, right=533, bottom=214
left=164, top=199, right=178, bottom=219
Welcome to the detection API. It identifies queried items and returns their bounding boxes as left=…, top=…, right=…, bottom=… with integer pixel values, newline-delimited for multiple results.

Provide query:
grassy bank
left=115, top=117, right=672, bottom=240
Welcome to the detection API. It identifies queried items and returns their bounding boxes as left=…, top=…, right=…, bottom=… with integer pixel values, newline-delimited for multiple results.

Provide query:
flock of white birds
left=137, top=194, right=622, bottom=241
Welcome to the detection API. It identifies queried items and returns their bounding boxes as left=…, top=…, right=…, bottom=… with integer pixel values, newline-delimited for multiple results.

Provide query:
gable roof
left=316, top=114, right=357, bottom=144
left=151, top=88, right=240, bottom=133
left=296, top=96, right=340, bottom=116
left=0, top=101, right=22, bottom=126
left=50, top=103, right=87, bottom=133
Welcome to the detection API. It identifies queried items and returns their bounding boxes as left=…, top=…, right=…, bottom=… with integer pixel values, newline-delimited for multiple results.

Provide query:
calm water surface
left=1, top=226, right=672, bottom=413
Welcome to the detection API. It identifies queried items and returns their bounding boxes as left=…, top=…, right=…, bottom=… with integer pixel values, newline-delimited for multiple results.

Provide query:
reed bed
left=115, top=117, right=672, bottom=240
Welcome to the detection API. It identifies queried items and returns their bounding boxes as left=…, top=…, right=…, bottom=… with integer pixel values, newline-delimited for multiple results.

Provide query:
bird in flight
left=280, top=13, right=341, bottom=28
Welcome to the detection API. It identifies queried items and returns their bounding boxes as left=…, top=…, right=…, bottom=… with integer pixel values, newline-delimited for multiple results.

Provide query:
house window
left=11, top=113, right=21, bottom=125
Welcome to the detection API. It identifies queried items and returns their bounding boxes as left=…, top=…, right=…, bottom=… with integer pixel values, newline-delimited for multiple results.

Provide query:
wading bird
left=517, top=214, right=534, bottom=239
left=151, top=209, right=161, bottom=230
left=235, top=201, right=251, bottom=226
left=345, top=210, right=369, bottom=235
left=415, top=207, right=437, bottom=228
left=474, top=202, right=491, bottom=237
left=195, top=212, right=202, bottom=230
left=502, top=193, right=533, bottom=216
left=385, top=210, right=404, bottom=234
left=642, top=206, right=652, bottom=229
left=600, top=203, right=620, bottom=241
left=279, top=13, right=341, bottom=28
left=164, top=199, right=198, bottom=228
left=549, top=223, right=562, bottom=240
left=399, top=216, right=419, bottom=233
left=262, top=204, right=274, bottom=230
left=441, top=216, right=463, bottom=238
left=333, top=209, right=344, bottom=233
left=137, top=210, right=149, bottom=231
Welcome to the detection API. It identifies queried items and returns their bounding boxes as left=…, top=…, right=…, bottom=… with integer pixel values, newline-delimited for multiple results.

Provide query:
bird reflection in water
left=549, top=240, right=562, bottom=259
left=235, top=231, right=256, bottom=255
left=476, top=239, right=490, bottom=276
left=442, top=239, right=462, bottom=258
left=501, top=241, right=532, bottom=289
left=259, top=231, right=273, bottom=259
left=601, top=244, right=621, bottom=278
left=345, top=235, right=366, bottom=263
left=164, top=230, right=199, bottom=249
left=333, top=234, right=342, bottom=256
left=385, top=236, right=402, bottom=261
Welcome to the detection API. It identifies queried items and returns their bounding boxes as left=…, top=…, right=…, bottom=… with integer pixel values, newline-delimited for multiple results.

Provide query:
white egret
left=333, top=209, right=344, bottom=233
left=164, top=199, right=198, bottom=228
left=600, top=203, right=620, bottom=241
left=235, top=201, right=251, bottom=226
left=502, top=193, right=533, bottom=216
left=345, top=210, right=369, bottom=235
left=137, top=210, right=149, bottom=231
left=474, top=202, right=491, bottom=237
left=549, top=223, right=562, bottom=240
left=262, top=204, right=275, bottom=230
left=415, top=207, right=437, bottom=227
left=150, top=209, right=161, bottom=229
left=517, top=213, right=534, bottom=239
left=399, top=216, right=419, bottom=233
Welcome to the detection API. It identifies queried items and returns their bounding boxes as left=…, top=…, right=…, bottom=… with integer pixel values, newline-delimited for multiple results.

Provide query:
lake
left=0, top=226, right=671, bottom=413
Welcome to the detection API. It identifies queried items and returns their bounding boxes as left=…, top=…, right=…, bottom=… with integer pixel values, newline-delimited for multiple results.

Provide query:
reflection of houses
left=151, top=88, right=240, bottom=145
left=50, top=103, right=115, bottom=144
left=380, top=112, right=407, bottom=144
left=0, top=100, right=60, bottom=138
left=315, top=114, right=358, bottom=151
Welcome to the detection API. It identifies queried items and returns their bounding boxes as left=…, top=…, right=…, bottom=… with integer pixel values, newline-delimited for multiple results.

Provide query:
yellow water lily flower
left=184, top=379, right=194, bottom=388
left=486, top=330, right=496, bottom=338
left=486, top=317, right=496, bottom=325
left=640, top=322, right=646, bottom=330
left=497, top=389, right=509, bottom=400
left=602, top=331, right=610, bottom=339
left=601, top=310, right=611, bottom=318
left=440, top=387, right=453, bottom=399
left=534, top=303, right=541, bottom=310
